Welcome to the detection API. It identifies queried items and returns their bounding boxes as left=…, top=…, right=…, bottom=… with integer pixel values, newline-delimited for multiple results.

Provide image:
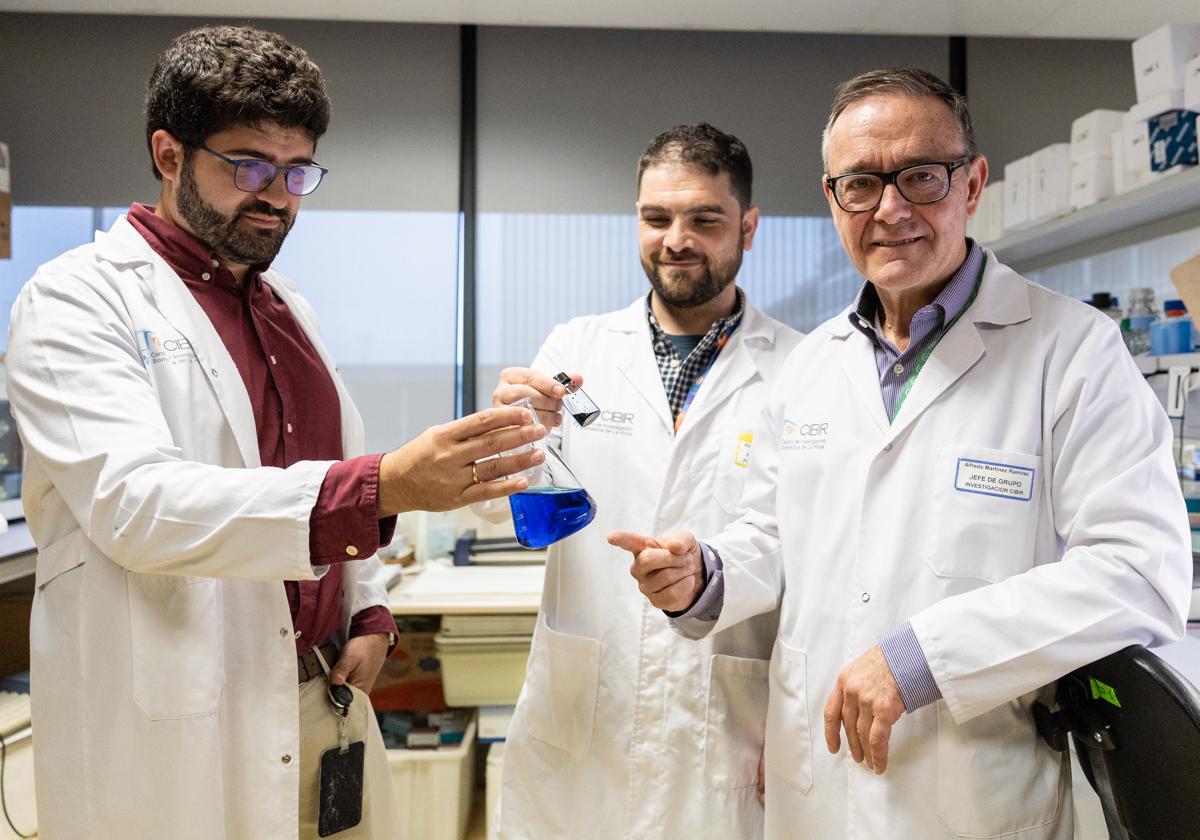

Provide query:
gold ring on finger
left=472, top=463, right=480, bottom=484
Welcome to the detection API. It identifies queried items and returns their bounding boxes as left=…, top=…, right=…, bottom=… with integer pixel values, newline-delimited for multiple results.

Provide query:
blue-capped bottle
left=505, top=398, right=597, bottom=549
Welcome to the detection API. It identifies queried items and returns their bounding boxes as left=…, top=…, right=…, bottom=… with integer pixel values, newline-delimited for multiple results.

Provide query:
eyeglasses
left=199, top=146, right=329, bottom=196
left=825, top=156, right=971, bottom=213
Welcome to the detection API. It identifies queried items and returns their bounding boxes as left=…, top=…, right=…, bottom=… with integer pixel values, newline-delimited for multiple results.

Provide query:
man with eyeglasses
left=6, top=25, right=543, bottom=840
left=612, top=66, right=1189, bottom=839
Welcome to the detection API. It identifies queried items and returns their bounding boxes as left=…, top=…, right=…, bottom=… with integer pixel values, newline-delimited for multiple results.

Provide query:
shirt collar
left=645, top=286, right=745, bottom=345
left=126, top=202, right=270, bottom=290
left=848, top=238, right=982, bottom=341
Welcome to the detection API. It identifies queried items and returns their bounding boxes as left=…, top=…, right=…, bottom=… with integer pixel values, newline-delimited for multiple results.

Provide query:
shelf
left=989, top=166, right=1200, bottom=273
left=1136, top=352, right=1200, bottom=375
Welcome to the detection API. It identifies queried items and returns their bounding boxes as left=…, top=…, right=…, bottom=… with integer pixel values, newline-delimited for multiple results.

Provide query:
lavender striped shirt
left=676, top=240, right=984, bottom=712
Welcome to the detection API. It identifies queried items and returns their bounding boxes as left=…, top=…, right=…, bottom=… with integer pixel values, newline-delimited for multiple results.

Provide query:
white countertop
left=388, top=562, right=544, bottom=615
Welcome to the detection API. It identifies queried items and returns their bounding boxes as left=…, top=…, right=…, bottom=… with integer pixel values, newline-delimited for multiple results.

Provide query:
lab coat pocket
left=705, top=654, right=769, bottom=789
left=714, top=430, right=754, bottom=515
left=937, top=702, right=1066, bottom=838
left=927, top=445, right=1041, bottom=582
left=764, top=640, right=813, bottom=793
left=128, top=572, right=225, bottom=720
left=34, top=531, right=85, bottom=591
left=522, top=615, right=601, bottom=764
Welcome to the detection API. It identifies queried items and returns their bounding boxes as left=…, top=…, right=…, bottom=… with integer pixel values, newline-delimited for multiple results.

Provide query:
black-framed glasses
left=199, top=146, right=329, bottom=196
left=825, top=156, right=971, bottom=213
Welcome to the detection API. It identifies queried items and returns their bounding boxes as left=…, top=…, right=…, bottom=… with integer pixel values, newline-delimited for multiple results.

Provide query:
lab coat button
left=279, top=627, right=289, bottom=637
left=210, top=368, right=218, bottom=377
left=345, top=545, right=359, bottom=557
left=883, top=443, right=893, bottom=452
left=281, top=754, right=292, bottom=764
left=861, top=592, right=871, bottom=603
left=892, top=363, right=904, bottom=375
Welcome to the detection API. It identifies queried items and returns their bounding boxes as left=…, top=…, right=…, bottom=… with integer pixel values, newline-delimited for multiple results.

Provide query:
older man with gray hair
left=611, top=66, right=1190, bottom=839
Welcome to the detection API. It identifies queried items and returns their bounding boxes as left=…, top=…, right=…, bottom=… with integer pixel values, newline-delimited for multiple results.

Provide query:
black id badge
left=318, top=740, right=365, bottom=836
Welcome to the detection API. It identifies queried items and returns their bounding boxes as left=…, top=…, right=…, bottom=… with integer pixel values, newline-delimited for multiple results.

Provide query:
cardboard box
left=0, top=142, right=9, bottom=260
left=1185, top=54, right=1200, bottom=113
left=1149, top=109, right=1198, bottom=170
left=1070, top=110, right=1124, bottom=162
left=1030, top=143, right=1072, bottom=222
left=1132, top=24, right=1200, bottom=102
left=1070, top=157, right=1114, bottom=209
left=1002, top=156, right=1033, bottom=232
left=369, top=616, right=446, bottom=712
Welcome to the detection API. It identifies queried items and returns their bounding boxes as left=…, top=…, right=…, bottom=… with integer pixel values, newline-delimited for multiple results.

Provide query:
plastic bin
left=486, top=741, right=505, bottom=838
left=434, top=633, right=530, bottom=706
left=387, top=713, right=476, bottom=840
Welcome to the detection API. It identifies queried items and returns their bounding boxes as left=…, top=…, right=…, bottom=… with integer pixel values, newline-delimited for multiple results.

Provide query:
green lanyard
left=890, top=253, right=987, bottom=420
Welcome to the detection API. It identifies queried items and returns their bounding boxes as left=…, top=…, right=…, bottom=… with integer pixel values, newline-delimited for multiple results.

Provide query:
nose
left=258, top=171, right=292, bottom=208
left=662, top=218, right=692, bottom=253
left=873, top=182, right=912, bottom=225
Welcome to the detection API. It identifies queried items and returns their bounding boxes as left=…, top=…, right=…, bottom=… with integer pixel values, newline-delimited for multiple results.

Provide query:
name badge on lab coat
left=954, top=458, right=1035, bottom=501
left=734, top=432, right=753, bottom=467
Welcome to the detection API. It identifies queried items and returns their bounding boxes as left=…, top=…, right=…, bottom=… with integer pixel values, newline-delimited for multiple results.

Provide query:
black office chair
left=1033, top=645, right=1200, bottom=840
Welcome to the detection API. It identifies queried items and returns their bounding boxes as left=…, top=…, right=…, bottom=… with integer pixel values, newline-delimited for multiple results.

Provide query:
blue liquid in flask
left=510, top=487, right=597, bottom=549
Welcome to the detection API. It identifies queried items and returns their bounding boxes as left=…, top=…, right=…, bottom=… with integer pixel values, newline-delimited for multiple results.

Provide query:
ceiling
left=1, top=0, right=1198, bottom=40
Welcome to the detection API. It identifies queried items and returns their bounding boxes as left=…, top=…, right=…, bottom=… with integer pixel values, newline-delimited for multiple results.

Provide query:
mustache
left=654, top=248, right=703, bottom=263
left=236, top=200, right=292, bottom=222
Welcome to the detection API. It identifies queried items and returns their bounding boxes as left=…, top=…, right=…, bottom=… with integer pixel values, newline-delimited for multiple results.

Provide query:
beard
left=641, top=232, right=744, bottom=310
left=176, top=156, right=295, bottom=266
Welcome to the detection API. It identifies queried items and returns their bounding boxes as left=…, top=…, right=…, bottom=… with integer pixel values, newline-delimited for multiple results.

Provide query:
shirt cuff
left=665, top=541, right=725, bottom=622
left=878, top=621, right=942, bottom=711
left=309, top=453, right=398, bottom=566
left=348, top=605, right=399, bottom=649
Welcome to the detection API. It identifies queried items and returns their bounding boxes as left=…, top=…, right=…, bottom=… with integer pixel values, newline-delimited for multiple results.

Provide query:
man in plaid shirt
left=485, top=124, right=803, bottom=840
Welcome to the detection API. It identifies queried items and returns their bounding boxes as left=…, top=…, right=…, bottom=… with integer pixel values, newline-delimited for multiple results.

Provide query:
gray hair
left=820, top=66, right=977, bottom=171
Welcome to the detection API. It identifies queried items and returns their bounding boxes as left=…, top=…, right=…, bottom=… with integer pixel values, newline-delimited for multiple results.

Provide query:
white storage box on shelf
left=1131, top=24, right=1200, bottom=102
left=388, top=712, right=477, bottom=840
left=1002, top=156, right=1033, bottom=231
left=1112, top=126, right=1141, bottom=195
left=1029, top=143, right=1071, bottom=222
left=434, top=632, right=530, bottom=706
left=1070, top=109, right=1124, bottom=162
left=1187, top=54, right=1200, bottom=112
left=973, top=181, right=1005, bottom=245
left=1070, top=156, right=1114, bottom=210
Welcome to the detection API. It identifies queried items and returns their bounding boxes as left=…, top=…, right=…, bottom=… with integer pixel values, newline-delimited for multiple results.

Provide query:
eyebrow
left=836, top=155, right=957, bottom=175
left=223, top=147, right=315, bottom=165
left=638, top=203, right=729, bottom=216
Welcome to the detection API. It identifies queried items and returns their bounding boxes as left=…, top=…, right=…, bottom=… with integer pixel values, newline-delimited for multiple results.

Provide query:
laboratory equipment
left=555, top=372, right=601, bottom=427
left=1150, top=299, right=1193, bottom=355
left=505, top=398, right=597, bottom=549
left=1125, top=287, right=1158, bottom=355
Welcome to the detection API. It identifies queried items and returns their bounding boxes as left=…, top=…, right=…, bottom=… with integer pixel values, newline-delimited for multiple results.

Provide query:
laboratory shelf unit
left=989, top=167, right=1200, bottom=274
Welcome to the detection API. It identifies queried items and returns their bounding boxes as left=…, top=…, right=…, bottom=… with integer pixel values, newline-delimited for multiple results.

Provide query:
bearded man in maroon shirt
left=6, top=25, right=544, bottom=840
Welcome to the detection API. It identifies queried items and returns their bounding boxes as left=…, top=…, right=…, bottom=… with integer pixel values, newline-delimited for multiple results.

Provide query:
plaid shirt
left=645, top=288, right=746, bottom=426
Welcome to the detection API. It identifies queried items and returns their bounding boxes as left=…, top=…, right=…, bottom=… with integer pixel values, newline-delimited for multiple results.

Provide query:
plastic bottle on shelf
left=1150, top=299, right=1194, bottom=356
left=1125, top=287, right=1157, bottom=356
left=1089, top=291, right=1122, bottom=323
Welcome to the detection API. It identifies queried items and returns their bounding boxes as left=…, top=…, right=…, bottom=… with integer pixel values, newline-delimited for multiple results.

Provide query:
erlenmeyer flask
left=506, top=398, right=597, bottom=549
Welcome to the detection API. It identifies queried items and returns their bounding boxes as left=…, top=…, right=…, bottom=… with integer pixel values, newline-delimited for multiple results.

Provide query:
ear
left=740, top=206, right=760, bottom=251
left=964, top=154, right=989, bottom=219
left=821, top=174, right=838, bottom=214
left=150, top=129, right=187, bottom=184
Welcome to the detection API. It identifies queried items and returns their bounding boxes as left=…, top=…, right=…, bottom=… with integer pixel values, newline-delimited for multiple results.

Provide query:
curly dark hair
left=145, top=25, right=331, bottom=179
left=637, top=123, right=753, bottom=210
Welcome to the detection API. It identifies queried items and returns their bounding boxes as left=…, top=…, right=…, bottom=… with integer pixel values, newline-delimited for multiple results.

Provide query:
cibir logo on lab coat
left=781, top=418, right=829, bottom=451
left=139, top=330, right=196, bottom=367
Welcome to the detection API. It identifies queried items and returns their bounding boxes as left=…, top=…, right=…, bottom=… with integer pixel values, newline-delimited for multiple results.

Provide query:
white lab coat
left=6, top=216, right=392, bottom=840
left=494, top=297, right=802, bottom=839
left=673, top=253, right=1191, bottom=839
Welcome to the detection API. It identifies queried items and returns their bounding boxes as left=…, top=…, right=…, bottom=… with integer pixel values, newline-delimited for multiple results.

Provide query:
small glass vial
left=555, top=372, right=600, bottom=427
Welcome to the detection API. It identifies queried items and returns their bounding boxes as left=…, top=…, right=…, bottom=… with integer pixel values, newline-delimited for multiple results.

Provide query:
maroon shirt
left=128, top=204, right=397, bottom=655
